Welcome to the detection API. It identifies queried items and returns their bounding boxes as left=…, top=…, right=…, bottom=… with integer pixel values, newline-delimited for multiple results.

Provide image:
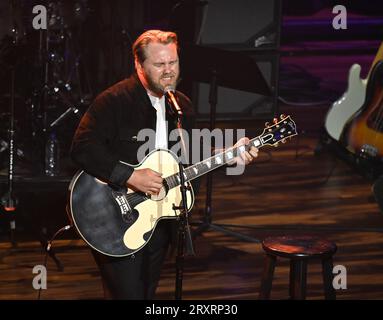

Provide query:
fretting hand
left=230, top=137, right=259, bottom=166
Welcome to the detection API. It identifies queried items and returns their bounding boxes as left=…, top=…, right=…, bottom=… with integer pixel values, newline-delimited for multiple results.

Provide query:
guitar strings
left=124, top=120, right=295, bottom=207
left=371, top=89, right=383, bottom=152
left=124, top=164, right=204, bottom=206
left=371, top=76, right=383, bottom=131
left=124, top=144, right=247, bottom=204
left=364, top=62, right=383, bottom=153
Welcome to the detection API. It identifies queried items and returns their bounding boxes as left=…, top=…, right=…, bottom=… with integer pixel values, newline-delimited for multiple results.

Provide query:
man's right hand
left=126, top=168, right=163, bottom=195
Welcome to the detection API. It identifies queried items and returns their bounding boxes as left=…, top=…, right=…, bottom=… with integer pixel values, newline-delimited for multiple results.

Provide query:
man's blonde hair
left=133, top=30, right=178, bottom=65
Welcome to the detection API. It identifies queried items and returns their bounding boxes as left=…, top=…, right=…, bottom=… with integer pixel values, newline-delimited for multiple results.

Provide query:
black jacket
left=71, top=73, right=196, bottom=188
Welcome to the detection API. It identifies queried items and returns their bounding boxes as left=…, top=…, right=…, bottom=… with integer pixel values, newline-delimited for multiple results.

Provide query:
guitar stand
left=39, top=227, right=65, bottom=272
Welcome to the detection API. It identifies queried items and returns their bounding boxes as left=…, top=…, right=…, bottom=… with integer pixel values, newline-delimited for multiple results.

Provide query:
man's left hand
left=232, top=137, right=258, bottom=165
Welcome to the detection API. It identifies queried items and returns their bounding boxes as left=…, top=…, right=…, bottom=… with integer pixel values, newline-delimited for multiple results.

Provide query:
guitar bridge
left=359, top=144, right=379, bottom=159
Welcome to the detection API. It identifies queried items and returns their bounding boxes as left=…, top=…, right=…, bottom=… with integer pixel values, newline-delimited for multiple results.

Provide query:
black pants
left=91, top=220, right=172, bottom=299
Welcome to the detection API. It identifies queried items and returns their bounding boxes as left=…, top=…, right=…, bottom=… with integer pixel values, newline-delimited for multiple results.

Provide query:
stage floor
left=1, top=136, right=382, bottom=300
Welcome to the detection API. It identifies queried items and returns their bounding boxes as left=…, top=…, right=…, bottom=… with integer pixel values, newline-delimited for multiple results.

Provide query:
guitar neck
left=164, top=135, right=263, bottom=189
left=164, top=115, right=297, bottom=190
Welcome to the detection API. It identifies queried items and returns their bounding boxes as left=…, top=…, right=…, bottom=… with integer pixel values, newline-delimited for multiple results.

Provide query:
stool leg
left=289, top=259, right=307, bottom=300
left=322, top=257, right=336, bottom=300
left=258, top=254, right=276, bottom=299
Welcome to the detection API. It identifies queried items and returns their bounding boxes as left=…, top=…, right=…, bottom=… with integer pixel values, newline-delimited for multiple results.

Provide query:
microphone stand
left=170, top=107, right=195, bottom=300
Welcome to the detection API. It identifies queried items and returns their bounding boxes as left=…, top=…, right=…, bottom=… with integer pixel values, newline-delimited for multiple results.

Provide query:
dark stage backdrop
left=1, top=0, right=383, bottom=177
left=189, top=0, right=282, bottom=120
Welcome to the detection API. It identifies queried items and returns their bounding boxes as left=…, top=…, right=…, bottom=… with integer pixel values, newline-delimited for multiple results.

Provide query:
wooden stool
left=258, top=235, right=337, bottom=300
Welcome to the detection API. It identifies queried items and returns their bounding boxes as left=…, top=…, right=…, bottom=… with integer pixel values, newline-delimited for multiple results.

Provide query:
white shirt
left=148, top=93, right=168, bottom=149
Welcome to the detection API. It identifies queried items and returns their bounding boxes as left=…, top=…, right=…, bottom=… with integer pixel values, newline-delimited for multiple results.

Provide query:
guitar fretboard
left=162, top=115, right=297, bottom=189
left=165, top=136, right=264, bottom=189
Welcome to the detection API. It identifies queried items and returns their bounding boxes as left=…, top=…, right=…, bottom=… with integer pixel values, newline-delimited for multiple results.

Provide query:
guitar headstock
left=260, top=115, right=297, bottom=146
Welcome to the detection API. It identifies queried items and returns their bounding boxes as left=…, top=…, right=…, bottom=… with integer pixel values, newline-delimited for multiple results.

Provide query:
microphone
left=164, top=86, right=183, bottom=116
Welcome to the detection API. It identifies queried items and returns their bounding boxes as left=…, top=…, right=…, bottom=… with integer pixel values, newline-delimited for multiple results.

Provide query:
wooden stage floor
left=1, top=136, right=383, bottom=300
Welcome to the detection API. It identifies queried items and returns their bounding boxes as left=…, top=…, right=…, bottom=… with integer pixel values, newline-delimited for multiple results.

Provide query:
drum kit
left=0, top=0, right=92, bottom=175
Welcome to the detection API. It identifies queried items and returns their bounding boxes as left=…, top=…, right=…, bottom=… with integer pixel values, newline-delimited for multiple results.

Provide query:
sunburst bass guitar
left=68, top=115, right=297, bottom=257
left=325, top=42, right=383, bottom=141
left=343, top=60, right=383, bottom=160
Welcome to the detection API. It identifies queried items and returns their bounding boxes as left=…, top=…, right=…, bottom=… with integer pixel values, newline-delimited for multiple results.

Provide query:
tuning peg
left=265, top=121, right=270, bottom=127
left=274, top=142, right=279, bottom=147
left=280, top=114, right=286, bottom=119
left=282, top=138, right=286, bottom=144
left=273, top=118, right=278, bottom=124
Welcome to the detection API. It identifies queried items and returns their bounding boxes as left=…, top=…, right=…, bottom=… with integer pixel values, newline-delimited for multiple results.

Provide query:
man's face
left=136, top=42, right=180, bottom=96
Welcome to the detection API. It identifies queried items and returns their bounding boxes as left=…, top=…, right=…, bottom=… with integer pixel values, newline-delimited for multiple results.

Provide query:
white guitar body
left=324, top=64, right=367, bottom=141
left=123, top=149, right=194, bottom=251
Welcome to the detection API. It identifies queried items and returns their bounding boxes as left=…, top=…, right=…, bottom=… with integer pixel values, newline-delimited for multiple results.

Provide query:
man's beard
left=146, top=72, right=179, bottom=96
